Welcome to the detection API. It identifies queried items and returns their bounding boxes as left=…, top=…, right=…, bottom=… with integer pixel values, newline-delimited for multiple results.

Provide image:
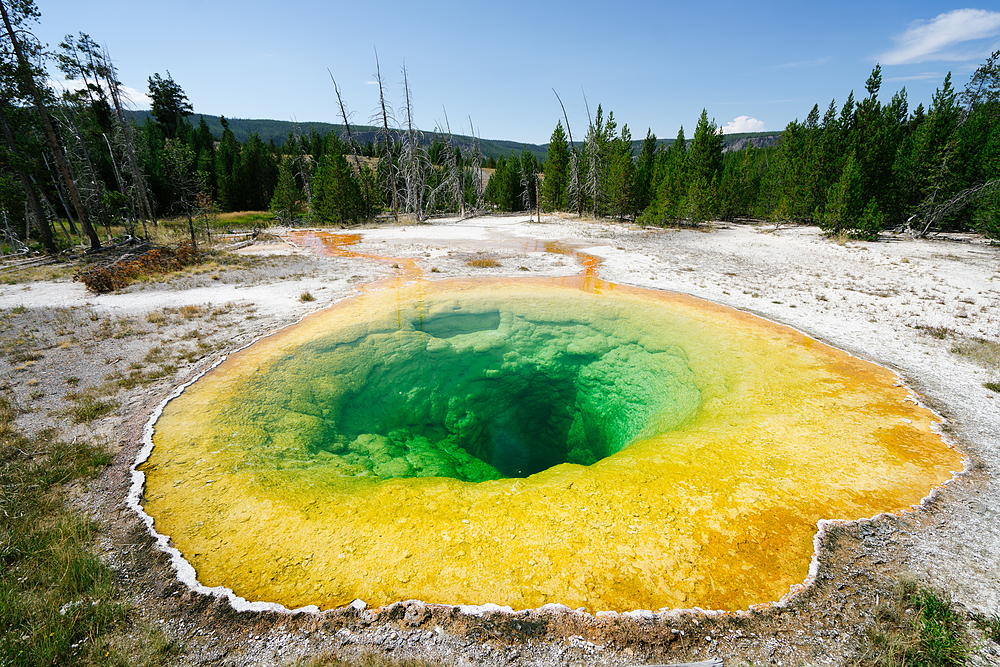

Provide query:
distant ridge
left=123, top=110, right=780, bottom=160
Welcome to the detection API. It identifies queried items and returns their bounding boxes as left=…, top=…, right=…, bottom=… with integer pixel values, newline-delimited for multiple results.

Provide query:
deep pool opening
left=333, top=353, right=620, bottom=480
left=311, top=309, right=702, bottom=482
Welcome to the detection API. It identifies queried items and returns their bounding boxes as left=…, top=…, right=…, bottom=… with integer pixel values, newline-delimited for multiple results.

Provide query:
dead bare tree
left=552, top=88, right=582, bottom=216
left=57, top=105, right=113, bottom=238
left=328, top=70, right=362, bottom=172
left=399, top=61, right=428, bottom=221
left=371, top=48, right=398, bottom=222
left=520, top=151, right=536, bottom=221
left=582, top=91, right=599, bottom=218
left=467, top=116, right=484, bottom=214
left=290, top=122, right=314, bottom=219
left=425, top=108, right=462, bottom=216
left=101, top=44, right=155, bottom=236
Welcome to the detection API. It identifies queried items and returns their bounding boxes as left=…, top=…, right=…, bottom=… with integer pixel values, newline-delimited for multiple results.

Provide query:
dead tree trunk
left=102, top=46, right=155, bottom=235
left=373, top=49, right=398, bottom=222
left=553, top=88, right=582, bottom=216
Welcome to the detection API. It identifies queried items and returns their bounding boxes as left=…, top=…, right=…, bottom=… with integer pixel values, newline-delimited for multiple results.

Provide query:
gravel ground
left=1, top=214, right=998, bottom=666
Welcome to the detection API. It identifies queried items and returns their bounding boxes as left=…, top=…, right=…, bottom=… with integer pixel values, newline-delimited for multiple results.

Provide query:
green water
left=235, top=301, right=702, bottom=482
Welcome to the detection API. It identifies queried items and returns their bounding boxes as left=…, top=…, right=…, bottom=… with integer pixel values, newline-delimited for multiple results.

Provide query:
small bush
left=300, top=291, right=315, bottom=302
left=73, top=241, right=198, bottom=293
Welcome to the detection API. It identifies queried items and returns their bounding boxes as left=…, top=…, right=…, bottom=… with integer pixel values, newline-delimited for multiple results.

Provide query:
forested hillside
left=1, top=0, right=997, bottom=254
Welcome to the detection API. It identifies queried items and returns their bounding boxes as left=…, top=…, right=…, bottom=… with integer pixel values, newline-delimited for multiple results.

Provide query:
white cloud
left=721, top=115, right=765, bottom=134
left=47, top=78, right=152, bottom=108
left=879, top=8, right=1000, bottom=65
left=884, top=71, right=944, bottom=82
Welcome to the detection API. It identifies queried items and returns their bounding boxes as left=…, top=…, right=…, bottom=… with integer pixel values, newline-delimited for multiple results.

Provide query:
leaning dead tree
left=328, top=69, right=362, bottom=172
left=912, top=178, right=1000, bottom=234
left=101, top=44, right=155, bottom=235
left=552, top=88, right=583, bottom=216
left=57, top=105, right=114, bottom=239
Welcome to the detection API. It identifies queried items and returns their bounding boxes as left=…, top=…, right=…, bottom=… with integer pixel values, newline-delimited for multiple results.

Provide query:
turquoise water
left=236, top=299, right=702, bottom=482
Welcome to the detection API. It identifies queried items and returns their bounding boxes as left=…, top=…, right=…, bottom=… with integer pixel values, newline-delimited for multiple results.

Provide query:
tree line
left=2, top=0, right=998, bottom=255
left=528, top=60, right=1000, bottom=239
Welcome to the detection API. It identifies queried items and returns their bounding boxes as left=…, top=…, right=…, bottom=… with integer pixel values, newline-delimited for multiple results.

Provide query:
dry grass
left=915, top=325, right=954, bottom=340
left=951, top=337, right=1000, bottom=369
left=466, top=258, right=501, bottom=269
left=290, top=652, right=445, bottom=667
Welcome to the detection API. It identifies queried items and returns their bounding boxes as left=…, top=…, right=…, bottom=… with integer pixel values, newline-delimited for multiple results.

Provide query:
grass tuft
left=915, top=325, right=953, bottom=340
left=854, top=578, right=970, bottom=667
left=300, top=291, right=315, bottom=302
left=0, top=394, right=130, bottom=666
left=972, top=612, right=1000, bottom=643
left=63, top=387, right=120, bottom=424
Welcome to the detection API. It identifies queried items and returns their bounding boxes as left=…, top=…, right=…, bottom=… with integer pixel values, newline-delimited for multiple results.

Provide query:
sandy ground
left=1, top=214, right=999, bottom=666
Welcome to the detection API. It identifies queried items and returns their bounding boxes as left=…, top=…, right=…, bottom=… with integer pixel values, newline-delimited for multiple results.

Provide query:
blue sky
left=34, top=0, right=1000, bottom=145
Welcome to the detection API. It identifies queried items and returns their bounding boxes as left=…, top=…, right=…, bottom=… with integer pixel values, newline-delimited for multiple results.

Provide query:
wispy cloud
left=365, top=80, right=379, bottom=85
left=884, top=72, right=944, bottom=82
left=775, top=56, right=831, bottom=69
left=879, top=8, right=1000, bottom=65
left=721, top=116, right=766, bottom=134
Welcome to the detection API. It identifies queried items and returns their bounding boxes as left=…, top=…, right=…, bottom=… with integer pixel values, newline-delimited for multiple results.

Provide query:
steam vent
left=140, top=276, right=962, bottom=613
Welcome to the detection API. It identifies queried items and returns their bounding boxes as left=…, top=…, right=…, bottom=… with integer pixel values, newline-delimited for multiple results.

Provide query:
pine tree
left=640, top=126, right=686, bottom=225
left=215, top=118, right=239, bottom=211
left=270, top=159, right=304, bottom=223
left=635, top=129, right=658, bottom=212
left=683, top=110, right=723, bottom=222
left=147, top=71, right=192, bottom=140
left=820, top=152, right=864, bottom=235
left=542, top=121, right=569, bottom=211
left=232, top=132, right=278, bottom=211
left=605, top=124, right=636, bottom=220
left=313, top=149, right=365, bottom=224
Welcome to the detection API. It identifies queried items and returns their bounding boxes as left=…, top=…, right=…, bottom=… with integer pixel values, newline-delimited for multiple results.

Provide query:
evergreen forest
left=2, top=0, right=999, bottom=256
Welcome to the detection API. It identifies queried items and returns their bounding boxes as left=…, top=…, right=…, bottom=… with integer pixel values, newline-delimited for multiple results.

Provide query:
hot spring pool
left=137, top=276, right=962, bottom=613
